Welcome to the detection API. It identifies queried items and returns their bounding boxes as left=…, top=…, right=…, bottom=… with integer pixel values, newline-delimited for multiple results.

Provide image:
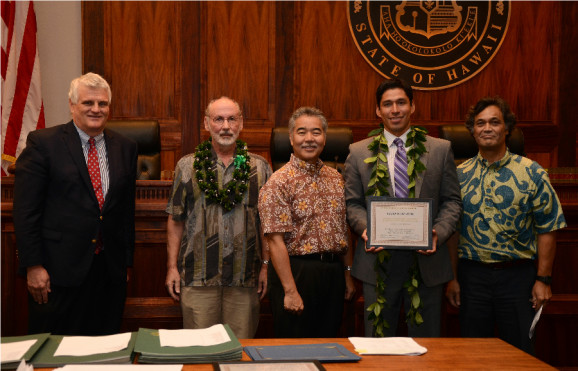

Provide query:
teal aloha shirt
left=457, top=150, right=566, bottom=263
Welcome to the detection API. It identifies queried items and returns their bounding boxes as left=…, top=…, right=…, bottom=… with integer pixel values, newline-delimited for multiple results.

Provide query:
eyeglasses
left=208, top=115, right=241, bottom=125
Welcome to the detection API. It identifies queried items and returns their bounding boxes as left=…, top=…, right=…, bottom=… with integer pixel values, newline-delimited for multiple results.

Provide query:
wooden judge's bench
left=2, top=174, right=578, bottom=369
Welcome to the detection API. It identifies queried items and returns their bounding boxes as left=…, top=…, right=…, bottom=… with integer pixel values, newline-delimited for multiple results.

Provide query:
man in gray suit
left=344, top=78, right=462, bottom=337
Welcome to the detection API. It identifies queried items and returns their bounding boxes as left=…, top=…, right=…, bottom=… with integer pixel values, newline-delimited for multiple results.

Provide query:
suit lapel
left=414, top=136, right=430, bottom=197
left=102, top=129, right=118, bottom=211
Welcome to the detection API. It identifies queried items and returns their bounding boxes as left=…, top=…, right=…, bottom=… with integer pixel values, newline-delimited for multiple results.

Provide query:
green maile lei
left=193, top=138, right=251, bottom=212
left=364, top=123, right=428, bottom=337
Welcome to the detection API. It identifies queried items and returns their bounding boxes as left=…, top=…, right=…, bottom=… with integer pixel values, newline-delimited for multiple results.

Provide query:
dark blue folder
left=243, top=343, right=361, bottom=363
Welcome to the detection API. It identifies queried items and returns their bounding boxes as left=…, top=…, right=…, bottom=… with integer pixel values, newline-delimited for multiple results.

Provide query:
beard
left=211, top=131, right=239, bottom=147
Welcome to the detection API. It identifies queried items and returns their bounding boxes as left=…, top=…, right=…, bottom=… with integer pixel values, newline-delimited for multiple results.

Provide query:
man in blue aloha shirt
left=446, top=96, right=566, bottom=354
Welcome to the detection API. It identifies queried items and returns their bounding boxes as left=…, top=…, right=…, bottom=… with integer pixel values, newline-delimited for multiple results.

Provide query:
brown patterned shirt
left=258, top=154, right=349, bottom=256
left=166, top=149, right=272, bottom=287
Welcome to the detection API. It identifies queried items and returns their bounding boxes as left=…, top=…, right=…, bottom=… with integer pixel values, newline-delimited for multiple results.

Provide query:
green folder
left=30, top=332, right=137, bottom=367
left=134, top=325, right=242, bottom=364
left=1, top=333, right=50, bottom=370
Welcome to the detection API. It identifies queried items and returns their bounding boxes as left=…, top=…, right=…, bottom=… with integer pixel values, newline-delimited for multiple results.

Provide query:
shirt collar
left=289, top=153, right=324, bottom=175
left=73, top=122, right=104, bottom=145
left=384, top=127, right=411, bottom=148
left=476, top=149, right=513, bottom=169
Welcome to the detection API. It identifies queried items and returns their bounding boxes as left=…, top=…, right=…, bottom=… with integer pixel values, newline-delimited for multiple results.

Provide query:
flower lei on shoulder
left=364, top=123, right=428, bottom=337
left=193, top=138, right=251, bottom=212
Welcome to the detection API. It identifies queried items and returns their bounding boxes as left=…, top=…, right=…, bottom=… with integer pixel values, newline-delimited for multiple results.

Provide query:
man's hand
left=363, top=228, right=438, bottom=254
left=417, top=228, right=438, bottom=255
left=258, top=264, right=268, bottom=300
left=165, top=267, right=181, bottom=301
left=27, top=265, right=51, bottom=304
left=284, top=289, right=304, bottom=315
left=344, top=273, right=356, bottom=300
left=361, top=229, right=385, bottom=253
left=445, top=279, right=461, bottom=308
left=531, top=281, right=552, bottom=310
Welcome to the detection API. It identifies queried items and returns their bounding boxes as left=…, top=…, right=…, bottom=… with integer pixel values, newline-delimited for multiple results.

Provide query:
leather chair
left=106, top=120, right=161, bottom=180
left=270, top=127, right=353, bottom=173
left=439, top=125, right=525, bottom=165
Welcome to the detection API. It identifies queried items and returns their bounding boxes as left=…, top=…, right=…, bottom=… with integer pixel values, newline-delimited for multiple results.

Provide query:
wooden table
left=31, top=337, right=555, bottom=370
left=134, top=337, right=554, bottom=370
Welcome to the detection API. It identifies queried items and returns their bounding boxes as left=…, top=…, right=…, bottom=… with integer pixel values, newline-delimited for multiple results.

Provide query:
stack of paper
left=1, top=333, right=50, bottom=369
left=348, top=337, right=427, bottom=355
left=30, top=333, right=137, bottom=367
left=134, top=325, right=242, bottom=364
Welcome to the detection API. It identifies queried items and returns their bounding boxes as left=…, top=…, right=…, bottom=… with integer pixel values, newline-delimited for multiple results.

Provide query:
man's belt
left=462, top=258, right=533, bottom=270
left=291, top=253, right=341, bottom=262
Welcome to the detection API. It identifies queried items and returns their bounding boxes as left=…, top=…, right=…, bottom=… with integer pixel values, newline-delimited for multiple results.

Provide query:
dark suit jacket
left=14, top=121, right=137, bottom=287
left=344, top=133, right=462, bottom=287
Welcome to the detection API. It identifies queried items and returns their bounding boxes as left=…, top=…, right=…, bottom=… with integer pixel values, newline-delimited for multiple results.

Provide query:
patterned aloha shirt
left=166, top=150, right=272, bottom=287
left=258, top=154, right=349, bottom=256
left=457, top=151, right=566, bottom=263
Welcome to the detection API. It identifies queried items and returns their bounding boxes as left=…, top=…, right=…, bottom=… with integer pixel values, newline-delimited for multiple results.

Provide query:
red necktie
left=88, top=138, right=105, bottom=210
left=88, top=138, right=104, bottom=254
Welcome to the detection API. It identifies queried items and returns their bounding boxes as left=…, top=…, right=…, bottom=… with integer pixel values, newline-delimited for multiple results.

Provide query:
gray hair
left=204, top=96, right=243, bottom=117
left=68, top=73, right=112, bottom=104
left=288, top=106, right=328, bottom=133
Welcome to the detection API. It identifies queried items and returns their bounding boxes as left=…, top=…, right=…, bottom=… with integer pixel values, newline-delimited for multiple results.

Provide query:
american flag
left=1, top=0, right=45, bottom=176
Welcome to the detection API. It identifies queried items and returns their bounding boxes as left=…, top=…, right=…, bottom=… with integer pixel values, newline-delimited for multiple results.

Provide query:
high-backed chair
left=270, top=127, right=353, bottom=173
left=439, top=125, right=525, bottom=165
left=106, top=120, right=161, bottom=180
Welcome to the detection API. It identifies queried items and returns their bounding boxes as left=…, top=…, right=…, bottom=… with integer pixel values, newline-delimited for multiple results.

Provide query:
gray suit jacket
left=344, top=133, right=462, bottom=287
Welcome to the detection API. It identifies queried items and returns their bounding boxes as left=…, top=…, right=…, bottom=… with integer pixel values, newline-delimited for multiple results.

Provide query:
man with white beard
left=165, top=97, right=272, bottom=338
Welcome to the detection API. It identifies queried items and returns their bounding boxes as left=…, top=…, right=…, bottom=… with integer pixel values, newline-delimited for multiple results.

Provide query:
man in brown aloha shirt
left=165, top=97, right=272, bottom=339
left=258, top=106, right=355, bottom=337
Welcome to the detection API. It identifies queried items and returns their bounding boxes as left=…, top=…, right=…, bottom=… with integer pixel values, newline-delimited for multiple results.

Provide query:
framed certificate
left=366, top=197, right=433, bottom=250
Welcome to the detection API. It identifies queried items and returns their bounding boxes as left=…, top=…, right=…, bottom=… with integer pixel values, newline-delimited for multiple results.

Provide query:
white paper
left=348, top=337, right=427, bottom=355
left=159, top=324, right=231, bottom=347
left=54, top=333, right=132, bottom=357
left=55, top=365, right=183, bottom=371
left=1, top=339, right=37, bottom=363
left=16, top=359, right=33, bottom=371
left=529, top=304, right=543, bottom=339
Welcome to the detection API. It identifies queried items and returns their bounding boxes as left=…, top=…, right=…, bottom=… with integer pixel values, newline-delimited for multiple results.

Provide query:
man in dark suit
left=14, top=72, right=137, bottom=336
left=344, top=78, right=462, bottom=337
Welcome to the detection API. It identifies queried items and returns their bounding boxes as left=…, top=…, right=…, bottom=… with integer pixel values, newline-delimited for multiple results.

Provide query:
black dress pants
left=28, top=252, right=127, bottom=336
left=458, top=258, right=536, bottom=354
left=269, top=254, right=345, bottom=338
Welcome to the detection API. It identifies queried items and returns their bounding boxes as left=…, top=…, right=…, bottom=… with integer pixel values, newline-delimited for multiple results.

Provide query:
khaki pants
left=180, top=286, right=260, bottom=339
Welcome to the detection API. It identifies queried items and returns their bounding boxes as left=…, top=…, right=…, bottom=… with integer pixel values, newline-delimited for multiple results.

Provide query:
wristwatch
left=536, top=275, right=552, bottom=285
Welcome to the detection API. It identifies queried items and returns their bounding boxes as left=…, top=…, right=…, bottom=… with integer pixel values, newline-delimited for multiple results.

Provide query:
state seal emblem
left=348, top=1, right=511, bottom=90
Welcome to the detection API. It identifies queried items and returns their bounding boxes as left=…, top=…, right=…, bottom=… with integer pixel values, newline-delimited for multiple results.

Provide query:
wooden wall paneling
left=0, top=182, right=28, bottom=336
left=179, top=2, right=201, bottom=158
left=294, top=2, right=382, bottom=120
left=105, top=2, right=183, bottom=171
left=199, top=1, right=275, bottom=156
left=201, top=2, right=273, bottom=122
left=83, top=2, right=192, bottom=171
left=106, top=2, right=178, bottom=119
left=558, top=1, right=578, bottom=167
left=82, top=3, right=105, bottom=77
left=274, top=1, right=295, bottom=127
